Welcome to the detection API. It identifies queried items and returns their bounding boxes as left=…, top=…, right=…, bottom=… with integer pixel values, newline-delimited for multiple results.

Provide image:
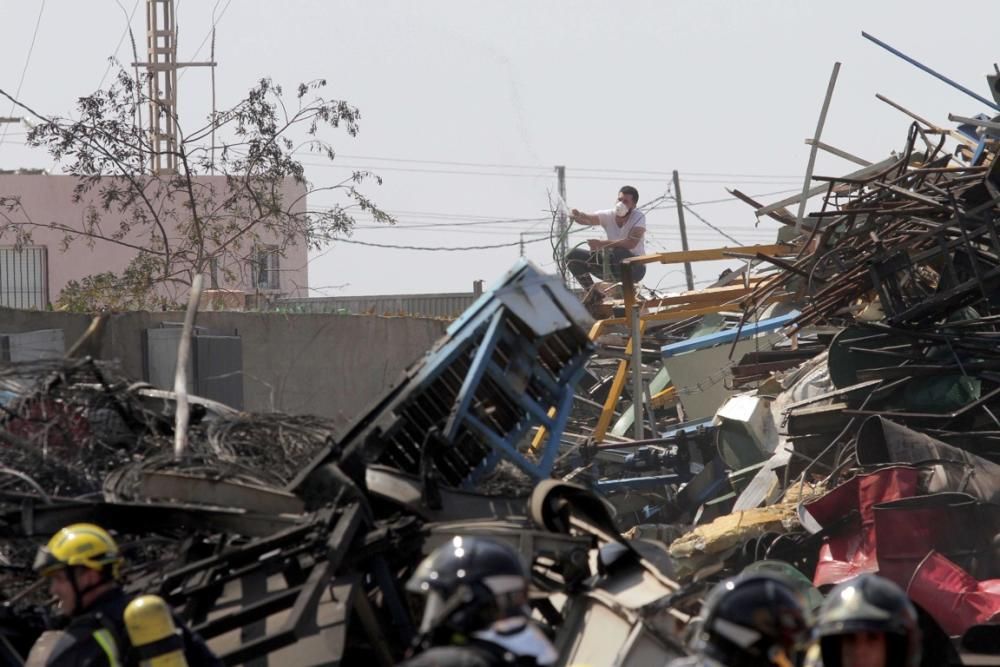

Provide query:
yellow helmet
left=33, top=523, right=123, bottom=579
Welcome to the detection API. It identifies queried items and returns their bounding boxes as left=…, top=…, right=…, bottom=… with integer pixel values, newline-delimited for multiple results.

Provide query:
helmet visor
left=32, top=547, right=63, bottom=576
left=418, top=590, right=448, bottom=635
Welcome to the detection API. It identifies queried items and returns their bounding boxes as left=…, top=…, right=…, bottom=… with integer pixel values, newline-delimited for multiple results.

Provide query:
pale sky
left=2, top=1, right=999, bottom=296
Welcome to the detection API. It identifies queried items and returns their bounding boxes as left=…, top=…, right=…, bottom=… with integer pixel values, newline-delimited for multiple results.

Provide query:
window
left=254, top=245, right=280, bottom=290
left=0, top=246, right=48, bottom=309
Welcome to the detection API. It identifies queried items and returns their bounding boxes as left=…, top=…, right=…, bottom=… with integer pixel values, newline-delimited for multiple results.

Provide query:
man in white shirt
left=567, top=185, right=647, bottom=303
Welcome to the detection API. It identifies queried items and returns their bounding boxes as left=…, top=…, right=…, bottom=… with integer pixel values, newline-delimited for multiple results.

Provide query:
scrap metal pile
left=550, top=68, right=1000, bottom=666
left=0, top=261, right=689, bottom=666
left=6, top=44, right=1000, bottom=667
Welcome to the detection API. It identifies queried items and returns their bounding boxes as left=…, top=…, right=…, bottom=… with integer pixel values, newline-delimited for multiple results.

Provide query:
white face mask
left=614, top=201, right=629, bottom=217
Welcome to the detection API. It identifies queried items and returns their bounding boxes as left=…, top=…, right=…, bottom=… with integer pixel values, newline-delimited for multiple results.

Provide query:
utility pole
left=672, top=170, right=695, bottom=291
left=133, top=0, right=216, bottom=175
left=555, top=165, right=567, bottom=278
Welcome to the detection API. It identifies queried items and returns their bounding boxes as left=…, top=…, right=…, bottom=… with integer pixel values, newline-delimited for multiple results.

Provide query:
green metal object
left=611, top=366, right=672, bottom=437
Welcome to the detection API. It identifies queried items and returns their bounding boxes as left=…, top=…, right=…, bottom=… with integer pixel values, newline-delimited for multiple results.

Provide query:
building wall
left=0, top=174, right=309, bottom=306
left=0, top=307, right=448, bottom=425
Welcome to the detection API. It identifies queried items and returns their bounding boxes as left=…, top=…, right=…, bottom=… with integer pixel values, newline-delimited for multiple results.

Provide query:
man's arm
left=570, top=208, right=601, bottom=226
left=589, top=226, right=646, bottom=251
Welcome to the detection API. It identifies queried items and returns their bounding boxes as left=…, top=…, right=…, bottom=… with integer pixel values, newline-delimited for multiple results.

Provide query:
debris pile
left=559, top=117, right=1000, bottom=661
left=7, top=41, right=1000, bottom=666
left=0, top=261, right=689, bottom=666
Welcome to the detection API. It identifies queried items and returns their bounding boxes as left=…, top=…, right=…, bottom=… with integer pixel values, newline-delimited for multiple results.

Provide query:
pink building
left=0, top=173, right=309, bottom=309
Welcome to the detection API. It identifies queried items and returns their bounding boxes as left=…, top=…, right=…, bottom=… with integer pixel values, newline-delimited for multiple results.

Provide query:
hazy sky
left=3, top=1, right=999, bottom=296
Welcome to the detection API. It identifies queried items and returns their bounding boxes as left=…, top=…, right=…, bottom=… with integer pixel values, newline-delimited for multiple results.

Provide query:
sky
left=2, top=1, right=1000, bottom=297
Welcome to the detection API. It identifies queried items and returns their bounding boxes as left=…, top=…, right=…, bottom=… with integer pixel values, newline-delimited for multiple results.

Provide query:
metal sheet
left=663, top=334, right=782, bottom=421
left=0, top=329, right=64, bottom=362
left=140, top=471, right=305, bottom=515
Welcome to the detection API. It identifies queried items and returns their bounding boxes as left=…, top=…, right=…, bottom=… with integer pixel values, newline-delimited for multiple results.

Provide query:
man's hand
left=587, top=239, right=606, bottom=251
left=571, top=209, right=600, bottom=226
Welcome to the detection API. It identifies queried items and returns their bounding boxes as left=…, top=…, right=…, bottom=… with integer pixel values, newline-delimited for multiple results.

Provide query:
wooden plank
left=626, top=244, right=795, bottom=267
left=642, top=284, right=759, bottom=308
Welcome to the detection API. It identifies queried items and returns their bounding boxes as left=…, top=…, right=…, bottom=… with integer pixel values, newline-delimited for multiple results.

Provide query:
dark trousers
left=566, top=247, right=646, bottom=289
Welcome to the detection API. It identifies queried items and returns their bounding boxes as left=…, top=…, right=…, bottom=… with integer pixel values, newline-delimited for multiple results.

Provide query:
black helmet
left=815, top=574, right=921, bottom=667
left=696, top=574, right=810, bottom=667
left=406, top=536, right=529, bottom=638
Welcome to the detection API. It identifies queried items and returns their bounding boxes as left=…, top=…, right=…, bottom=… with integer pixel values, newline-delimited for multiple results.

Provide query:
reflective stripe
left=92, top=628, right=122, bottom=667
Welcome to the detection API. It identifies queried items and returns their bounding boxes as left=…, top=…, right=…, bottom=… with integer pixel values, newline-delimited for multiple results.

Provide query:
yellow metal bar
left=593, top=320, right=646, bottom=442
left=530, top=407, right=558, bottom=452
left=650, top=386, right=678, bottom=409
left=536, top=247, right=792, bottom=447
left=641, top=278, right=781, bottom=308
left=588, top=319, right=608, bottom=340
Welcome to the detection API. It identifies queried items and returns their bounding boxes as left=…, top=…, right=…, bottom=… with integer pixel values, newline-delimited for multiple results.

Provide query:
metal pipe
left=862, top=32, right=1000, bottom=112
left=173, top=273, right=204, bottom=460
left=630, top=294, right=644, bottom=441
left=948, top=113, right=1000, bottom=131
left=672, top=170, right=695, bottom=290
left=796, top=62, right=841, bottom=232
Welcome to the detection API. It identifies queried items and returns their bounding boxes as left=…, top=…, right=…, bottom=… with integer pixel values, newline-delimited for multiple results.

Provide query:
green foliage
left=56, top=256, right=181, bottom=312
left=0, top=66, right=394, bottom=310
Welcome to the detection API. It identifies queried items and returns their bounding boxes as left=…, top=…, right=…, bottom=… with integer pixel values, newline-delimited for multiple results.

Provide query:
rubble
left=7, top=40, right=1000, bottom=667
left=0, top=260, right=690, bottom=666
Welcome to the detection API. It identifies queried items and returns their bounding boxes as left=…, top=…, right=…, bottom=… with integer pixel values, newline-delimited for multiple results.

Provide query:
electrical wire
left=324, top=153, right=803, bottom=180
left=687, top=188, right=800, bottom=206
left=297, top=161, right=803, bottom=185
left=0, top=0, right=46, bottom=151
left=667, top=195, right=744, bottom=246
left=178, top=0, right=232, bottom=79
left=330, top=236, right=552, bottom=252
left=97, top=0, right=141, bottom=90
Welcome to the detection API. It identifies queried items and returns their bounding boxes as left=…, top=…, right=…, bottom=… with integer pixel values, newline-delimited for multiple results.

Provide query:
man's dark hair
left=619, top=186, right=639, bottom=205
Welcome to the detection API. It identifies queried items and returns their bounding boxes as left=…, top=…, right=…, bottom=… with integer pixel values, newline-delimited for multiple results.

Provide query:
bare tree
left=0, top=68, right=392, bottom=310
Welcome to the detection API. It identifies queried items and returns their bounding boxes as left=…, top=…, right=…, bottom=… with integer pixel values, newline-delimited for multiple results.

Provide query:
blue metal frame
left=862, top=32, right=1000, bottom=113
left=361, top=259, right=594, bottom=489
left=661, top=311, right=800, bottom=358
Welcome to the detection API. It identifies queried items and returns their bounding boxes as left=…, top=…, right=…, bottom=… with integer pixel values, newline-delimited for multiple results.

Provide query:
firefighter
left=25, top=523, right=222, bottom=666
left=812, top=573, right=921, bottom=667
left=669, top=573, right=810, bottom=667
left=399, top=536, right=557, bottom=666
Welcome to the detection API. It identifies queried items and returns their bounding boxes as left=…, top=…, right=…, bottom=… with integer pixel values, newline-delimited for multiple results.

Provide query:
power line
left=687, top=188, right=800, bottom=206
left=299, top=161, right=802, bottom=185
left=670, top=196, right=743, bottom=246
left=97, top=0, right=141, bottom=90
left=0, top=0, right=46, bottom=151
left=327, top=153, right=803, bottom=179
left=224, top=145, right=805, bottom=181
left=179, top=0, right=233, bottom=80
left=330, top=236, right=551, bottom=252
left=353, top=216, right=549, bottom=229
